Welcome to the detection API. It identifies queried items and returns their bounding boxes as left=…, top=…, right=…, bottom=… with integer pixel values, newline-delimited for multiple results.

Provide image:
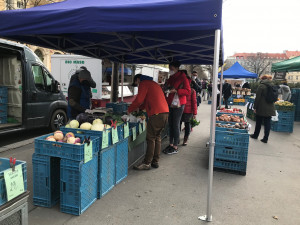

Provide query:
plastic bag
left=171, top=93, right=181, bottom=108
left=271, top=111, right=279, bottom=122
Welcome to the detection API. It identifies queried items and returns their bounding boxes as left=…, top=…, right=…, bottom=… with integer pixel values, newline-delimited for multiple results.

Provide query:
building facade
left=1, top=0, right=64, bottom=71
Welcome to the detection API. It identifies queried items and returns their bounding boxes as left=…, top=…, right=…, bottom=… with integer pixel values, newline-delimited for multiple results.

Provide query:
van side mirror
left=52, top=80, right=59, bottom=93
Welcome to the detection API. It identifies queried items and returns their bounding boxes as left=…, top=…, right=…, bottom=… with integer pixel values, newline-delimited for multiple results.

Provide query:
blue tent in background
left=218, top=62, right=258, bottom=79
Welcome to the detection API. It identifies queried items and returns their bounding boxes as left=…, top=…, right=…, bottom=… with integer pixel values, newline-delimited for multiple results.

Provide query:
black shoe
left=151, top=162, right=159, bottom=168
left=260, top=139, right=268, bottom=143
left=163, top=145, right=172, bottom=154
left=167, top=147, right=178, bottom=155
left=250, top=134, right=258, bottom=139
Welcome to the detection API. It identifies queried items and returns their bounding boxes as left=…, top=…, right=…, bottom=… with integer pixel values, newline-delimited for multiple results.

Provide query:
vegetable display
left=45, top=131, right=83, bottom=145
left=216, top=114, right=245, bottom=123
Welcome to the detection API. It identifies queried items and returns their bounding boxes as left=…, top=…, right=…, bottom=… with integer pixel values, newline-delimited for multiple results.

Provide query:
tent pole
left=111, top=62, right=119, bottom=102
left=199, top=29, right=220, bottom=222
left=219, top=66, right=224, bottom=107
left=121, top=63, right=124, bottom=102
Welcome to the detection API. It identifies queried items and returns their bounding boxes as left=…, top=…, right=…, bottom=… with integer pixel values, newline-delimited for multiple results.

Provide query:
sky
left=222, top=0, right=300, bottom=58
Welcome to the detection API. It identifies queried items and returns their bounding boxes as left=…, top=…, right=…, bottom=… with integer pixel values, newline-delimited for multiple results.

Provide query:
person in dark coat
left=242, top=82, right=250, bottom=89
left=222, top=80, right=232, bottom=109
left=191, top=71, right=202, bottom=106
left=250, top=75, right=276, bottom=143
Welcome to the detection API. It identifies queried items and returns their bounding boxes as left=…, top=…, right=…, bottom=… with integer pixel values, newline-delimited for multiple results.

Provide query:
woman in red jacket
left=181, top=76, right=197, bottom=146
left=163, top=61, right=191, bottom=155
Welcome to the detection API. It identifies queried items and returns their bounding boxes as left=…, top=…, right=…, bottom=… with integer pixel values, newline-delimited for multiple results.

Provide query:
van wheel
left=50, top=110, right=67, bottom=131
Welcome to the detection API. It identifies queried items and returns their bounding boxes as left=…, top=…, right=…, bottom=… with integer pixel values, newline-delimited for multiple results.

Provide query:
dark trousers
left=254, top=115, right=271, bottom=140
left=184, top=122, right=191, bottom=138
left=216, top=94, right=220, bottom=110
left=224, top=97, right=229, bottom=109
left=169, top=105, right=185, bottom=147
left=144, top=113, right=169, bottom=164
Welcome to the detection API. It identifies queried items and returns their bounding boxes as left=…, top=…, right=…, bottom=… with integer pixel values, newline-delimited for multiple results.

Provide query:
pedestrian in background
left=191, top=71, right=202, bottom=106
left=278, top=81, right=291, bottom=101
left=181, top=76, right=197, bottom=146
left=222, top=80, right=232, bottom=109
left=207, top=81, right=212, bottom=100
left=163, top=61, right=191, bottom=155
left=251, top=75, right=276, bottom=143
left=201, top=79, right=208, bottom=101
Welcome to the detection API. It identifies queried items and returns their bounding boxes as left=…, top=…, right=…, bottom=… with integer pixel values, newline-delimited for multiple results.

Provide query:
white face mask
left=169, top=70, right=175, bottom=76
left=192, top=76, right=196, bottom=80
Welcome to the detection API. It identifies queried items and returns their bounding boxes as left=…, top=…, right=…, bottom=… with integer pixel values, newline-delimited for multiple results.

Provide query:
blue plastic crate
left=0, top=116, right=7, bottom=124
left=129, top=122, right=140, bottom=136
left=35, top=132, right=100, bottom=161
left=117, top=124, right=124, bottom=141
left=0, top=111, right=7, bottom=117
left=216, top=112, right=244, bottom=117
left=106, top=102, right=115, bottom=108
left=0, top=103, right=7, bottom=112
left=215, top=130, right=249, bottom=149
left=271, top=122, right=293, bottom=133
left=0, top=158, right=27, bottom=206
left=277, top=111, right=295, bottom=120
left=214, top=145, right=248, bottom=162
left=32, top=154, right=60, bottom=208
left=60, top=154, right=98, bottom=216
left=116, top=138, right=128, bottom=184
left=215, top=126, right=248, bottom=134
left=214, top=158, right=247, bottom=174
left=0, top=97, right=7, bottom=104
left=60, top=127, right=112, bottom=150
left=208, top=100, right=211, bottom=104
left=112, top=103, right=128, bottom=114
left=98, top=145, right=116, bottom=198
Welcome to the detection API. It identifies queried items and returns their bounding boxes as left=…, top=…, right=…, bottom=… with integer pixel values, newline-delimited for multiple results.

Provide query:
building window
left=34, top=49, right=44, bottom=62
left=297, top=76, right=299, bottom=80
left=17, top=1, right=24, bottom=8
left=288, top=76, right=291, bottom=80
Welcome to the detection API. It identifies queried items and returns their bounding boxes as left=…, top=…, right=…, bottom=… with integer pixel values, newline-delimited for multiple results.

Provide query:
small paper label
left=132, top=127, right=137, bottom=141
left=124, top=123, right=129, bottom=138
left=4, top=164, right=24, bottom=201
left=112, top=127, right=119, bottom=144
left=102, top=130, right=109, bottom=149
left=84, top=141, right=93, bottom=163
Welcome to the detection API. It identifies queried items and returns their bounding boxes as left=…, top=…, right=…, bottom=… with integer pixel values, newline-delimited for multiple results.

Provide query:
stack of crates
left=291, top=89, right=300, bottom=121
left=246, top=97, right=255, bottom=121
left=33, top=132, right=100, bottom=215
left=0, top=158, right=27, bottom=206
left=214, top=113, right=249, bottom=175
left=271, top=108, right=295, bottom=133
left=106, top=102, right=128, bottom=114
left=0, top=86, right=8, bottom=124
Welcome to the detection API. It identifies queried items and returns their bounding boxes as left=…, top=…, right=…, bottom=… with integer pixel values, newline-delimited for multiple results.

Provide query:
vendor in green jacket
left=250, top=75, right=276, bottom=143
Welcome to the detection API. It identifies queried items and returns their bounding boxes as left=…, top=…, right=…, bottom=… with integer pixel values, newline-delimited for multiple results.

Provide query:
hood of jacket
left=140, top=75, right=153, bottom=82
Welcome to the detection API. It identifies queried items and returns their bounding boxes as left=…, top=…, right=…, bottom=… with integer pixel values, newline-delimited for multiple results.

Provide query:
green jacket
left=254, top=80, right=276, bottom=117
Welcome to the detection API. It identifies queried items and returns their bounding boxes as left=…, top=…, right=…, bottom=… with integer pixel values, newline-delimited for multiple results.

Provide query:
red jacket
left=128, top=80, right=169, bottom=117
left=165, top=71, right=191, bottom=105
left=184, top=88, right=197, bottom=115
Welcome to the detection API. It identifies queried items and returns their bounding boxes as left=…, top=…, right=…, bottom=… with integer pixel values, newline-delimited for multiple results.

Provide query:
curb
left=0, top=138, right=35, bottom=153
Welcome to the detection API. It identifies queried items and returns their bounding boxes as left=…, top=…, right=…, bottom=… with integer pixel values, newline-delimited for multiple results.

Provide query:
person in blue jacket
left=67, top=67, right=96, bottom=120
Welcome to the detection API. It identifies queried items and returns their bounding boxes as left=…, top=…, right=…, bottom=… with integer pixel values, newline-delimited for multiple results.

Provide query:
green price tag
left=84, top=141, right=93, bottom=163
left=92, top=89, right=97, bottom=93
left=142, top=120, right=146, bottom=132
left=139, top=123, right=143, bottom=134
left=112, top=127, right=119, bottom=144
left=4, top=164, right=25, bottom=201
left=132, top=127, right=137, bottom=141
left=124, top=123, right=129, bottom=139
left=102, top=130, right=109, bottom=149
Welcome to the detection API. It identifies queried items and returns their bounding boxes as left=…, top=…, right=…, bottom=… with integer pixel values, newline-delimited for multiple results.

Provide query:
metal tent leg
left=198, top=29, right=221, bottom=222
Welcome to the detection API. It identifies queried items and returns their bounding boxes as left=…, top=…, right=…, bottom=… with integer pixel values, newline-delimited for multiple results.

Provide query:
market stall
left=272, top=57, right=300, bottom=121
left=218, top=62, right=257, bottom=106
left=0, top=0, right=224, bottom=221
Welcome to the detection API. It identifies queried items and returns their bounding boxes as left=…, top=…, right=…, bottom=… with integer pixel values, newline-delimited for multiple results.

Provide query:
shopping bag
left=171, top=93, right=181, bottom=108
left=271, top=111, right=279, bottom=122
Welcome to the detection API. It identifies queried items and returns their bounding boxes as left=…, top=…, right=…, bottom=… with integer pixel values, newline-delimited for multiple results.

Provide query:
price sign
left=112, top=127, right=119, bottom=144
left=102, top=130, right=109, bottom=149
left=132, top=127, right=137, bottom=141
left=124, top=123, right=129, bottom=138
left=4, top=165, right=24, bottom=201
left=139, top=123, right=143, bottom=134
left=84, top=141, right=93, bottom=163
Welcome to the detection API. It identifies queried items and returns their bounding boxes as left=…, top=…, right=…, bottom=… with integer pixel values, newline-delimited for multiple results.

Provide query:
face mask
left=169, top=70, right=175, bottom=76
left=192, top=76, right=196, bottom=80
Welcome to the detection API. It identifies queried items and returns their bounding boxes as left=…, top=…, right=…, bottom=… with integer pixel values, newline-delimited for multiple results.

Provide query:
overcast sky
left=222, top=0, right=300, bottom=58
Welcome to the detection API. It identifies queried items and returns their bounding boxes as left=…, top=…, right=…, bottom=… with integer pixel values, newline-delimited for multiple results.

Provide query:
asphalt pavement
left=0, top=102, right=300, bottom=225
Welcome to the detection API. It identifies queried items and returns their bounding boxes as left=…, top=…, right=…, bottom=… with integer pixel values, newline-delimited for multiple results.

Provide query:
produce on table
left=219, top=108, right=243, bottom=113
left=69, top=120, right=79, bottom=128
left=91, top=123, right=105, bottom=131
left=80, top=122, right=92, bottom=130
left=53, top=130, right=64, bottom=141
left=275, top=101, right=294, bottom=106
left=104, top=124, right=111, bottom=129
left=65, top=124, right=71, bottom=128
left=67, top=137, right=76, bottom=144
left=93, top=119, right=103, bottom=125
left=216, top=114, right=244, bottom=123
left=74, top=137, right=81, bottom=144
left=216, top=122, right=248, bottom=130
left=46, top=136, right=56, bottom=142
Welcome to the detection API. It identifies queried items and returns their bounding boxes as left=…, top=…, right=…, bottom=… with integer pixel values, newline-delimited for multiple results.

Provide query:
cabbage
left=70, top=120, right=79, bottom=128
left=65, top=124, right=70, bottom=128
left=93, top=119, right=103, bottom=125
left=80, top=122, right=92, bottom=130
left=91, top=123, right=104, bottom=131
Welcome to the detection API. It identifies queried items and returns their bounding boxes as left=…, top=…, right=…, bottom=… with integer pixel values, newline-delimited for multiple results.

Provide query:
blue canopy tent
left=0, top=0, right=223, bottom=221
left=218, top=62, right=258, bottom=78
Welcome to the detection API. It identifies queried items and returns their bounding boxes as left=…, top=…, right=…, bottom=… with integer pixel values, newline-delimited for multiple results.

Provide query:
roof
left=285, top=51, right=300, bottom=59
left=218, top=62, right=258, bottom=79
left=232, top=53, right=288, bottom=60
left=0, top=0, right=223, bottom=65
left=272, top=56, right=300, bottom=72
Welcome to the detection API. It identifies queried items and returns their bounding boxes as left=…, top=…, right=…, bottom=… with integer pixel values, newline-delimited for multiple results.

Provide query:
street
left=0, top=103, right=299, bottom=225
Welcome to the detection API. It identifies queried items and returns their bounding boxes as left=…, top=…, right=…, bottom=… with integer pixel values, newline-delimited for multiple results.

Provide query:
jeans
left=144, top=113, right=169, bottom=164
left=184, top=121, right=191, bottom=138
left=169, top=105, right=185, bottom=147
left=201, top=89, right=207, bottom=101
left=254, top=115, right=271, bottom=140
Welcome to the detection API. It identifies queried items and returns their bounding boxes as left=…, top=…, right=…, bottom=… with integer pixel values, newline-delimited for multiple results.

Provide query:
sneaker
left=260, top=139, right=268, bottom=143
left=167, top=147, right=178, bottom=155
left=250, top=134, right=258, bottom=139
left=163, top=145, right=172, bottom=154
left=151, top=162, right=159, bottom=168
left=134, top=163, right=150, bottom=170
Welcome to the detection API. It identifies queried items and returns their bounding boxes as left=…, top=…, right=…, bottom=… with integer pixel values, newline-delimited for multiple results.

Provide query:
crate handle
left=225, top=147, right=233, bottom=150
left=52, top=143, right=62, bottom=148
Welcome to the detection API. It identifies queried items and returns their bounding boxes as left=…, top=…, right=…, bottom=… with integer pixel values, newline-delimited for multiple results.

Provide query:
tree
left=31, top=0, right=43, bottom=7
left=241, top=53, right=272, bottom=77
